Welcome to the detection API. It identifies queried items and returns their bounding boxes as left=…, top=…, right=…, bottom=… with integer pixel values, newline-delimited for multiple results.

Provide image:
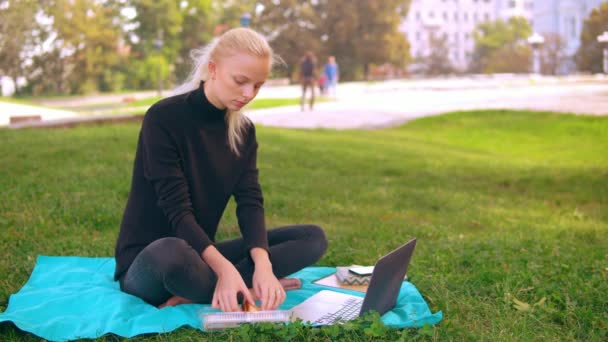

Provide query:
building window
left=454, top=12, right=459, bottom=22
left=473, top=13, right=478, bottom=22
left=509, top=0, right=516, bottom=8
left=416, top=31, right=421, bottom=41
left=429, top=11, right=435, bottom=18
left=484, top=13, right=490, bottom=21
left=416, top=12, right=421, bottom=21
left=443, top=12, right=448, bottom=21
left=570, top=17, right=576, bottom=38
left=464, top=13, right=468, bottom=22
left=454, top=32, right=458, bottom=41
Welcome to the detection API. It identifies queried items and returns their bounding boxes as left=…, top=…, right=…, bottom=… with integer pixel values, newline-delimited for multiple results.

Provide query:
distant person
left=299, top=51, right=317, bottom=111
left=318, top=73, right=327, bottom=96
left=114, top=27, right=328, bottom=313
left=323, top=56, right=339, bottom=98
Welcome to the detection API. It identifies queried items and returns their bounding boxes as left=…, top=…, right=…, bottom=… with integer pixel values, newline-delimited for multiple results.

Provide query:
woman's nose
left=242, top=85, right=254, bottom=99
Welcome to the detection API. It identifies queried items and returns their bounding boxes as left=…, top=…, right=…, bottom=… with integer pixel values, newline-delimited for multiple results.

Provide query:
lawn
left=0, top=110, right=606, bottom=341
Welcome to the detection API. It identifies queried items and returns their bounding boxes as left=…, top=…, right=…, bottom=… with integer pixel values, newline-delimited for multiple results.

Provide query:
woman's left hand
left=252, top=264, right=285, bottom=311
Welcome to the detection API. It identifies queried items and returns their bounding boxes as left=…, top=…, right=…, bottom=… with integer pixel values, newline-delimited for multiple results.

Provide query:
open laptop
left=289, top=238, right=417, bottom=325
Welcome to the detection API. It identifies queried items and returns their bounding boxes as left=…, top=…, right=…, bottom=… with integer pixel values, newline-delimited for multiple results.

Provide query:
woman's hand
left=250, top=247, right=285, bottom=310
left=211, top=264, right=254, bottom=312
left=202, top=245, right=254, bottom=312
left=252, top=265, right=285, bottom=310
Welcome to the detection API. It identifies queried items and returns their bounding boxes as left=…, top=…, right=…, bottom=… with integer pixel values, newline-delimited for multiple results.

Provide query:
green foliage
left=414, top=34, right=455, bottom=76
left=18, top=0, right=127, bottom=95
left=255, top=0, right=412, bottom=81
left=575, top=1, right=608, bottom=73
left=471, top=16, right=532, bottom=73
left=125, top=55, right=171, bottom=91
left=1, top=0, right=413, bottom=95
left=205, top=311, right=431, bottom=341
left=0, top=0, right=39, bottom=93
left=1, top=110, right=607, bottom=340
left=539, top=32, right=568, bottom=75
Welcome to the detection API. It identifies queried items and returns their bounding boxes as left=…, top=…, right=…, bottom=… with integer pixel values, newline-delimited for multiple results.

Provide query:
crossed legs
left=120, top=224, right=327, bottom=307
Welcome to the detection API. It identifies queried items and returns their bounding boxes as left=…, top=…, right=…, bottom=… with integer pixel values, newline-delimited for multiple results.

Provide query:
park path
left=1, top=75, right=606, bottom=128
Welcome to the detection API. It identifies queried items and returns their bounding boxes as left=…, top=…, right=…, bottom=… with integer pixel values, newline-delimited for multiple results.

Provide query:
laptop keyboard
left=313, top=297, right=363, bottom=325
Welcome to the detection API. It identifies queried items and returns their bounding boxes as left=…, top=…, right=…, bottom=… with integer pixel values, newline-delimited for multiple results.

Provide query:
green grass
left=1, top=110, right=607, bottom=341
left=0, top=98, right=38, bottom=106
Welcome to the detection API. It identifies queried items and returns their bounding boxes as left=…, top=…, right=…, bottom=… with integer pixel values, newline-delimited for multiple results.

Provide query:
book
left=335, top=266, right=372, bottom=285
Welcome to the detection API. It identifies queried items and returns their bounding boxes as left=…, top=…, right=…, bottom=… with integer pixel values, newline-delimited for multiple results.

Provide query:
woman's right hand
left=211, top=264, right=255, bottom=312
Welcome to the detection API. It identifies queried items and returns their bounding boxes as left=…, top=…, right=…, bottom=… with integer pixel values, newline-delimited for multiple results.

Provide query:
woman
left=114, top=28, right=328, bottom=312
left=299, top=51, right=317, bottom=111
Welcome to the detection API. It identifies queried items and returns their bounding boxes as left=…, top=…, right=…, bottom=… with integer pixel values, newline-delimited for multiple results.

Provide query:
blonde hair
left=174, top=27, right=279, bottom=155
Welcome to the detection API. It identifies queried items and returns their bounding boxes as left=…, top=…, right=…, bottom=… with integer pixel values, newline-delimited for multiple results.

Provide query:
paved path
left=1, top=75, right=607, bottom=128
left=246, top=76, right=608, bottom=129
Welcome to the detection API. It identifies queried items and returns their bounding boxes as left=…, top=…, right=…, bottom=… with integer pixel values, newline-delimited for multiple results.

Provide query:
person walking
left=323, top=56, right=339, bottom=98
left=299, top=51, right=317, bottom=111
left=113, top=28, right=328, bottom=312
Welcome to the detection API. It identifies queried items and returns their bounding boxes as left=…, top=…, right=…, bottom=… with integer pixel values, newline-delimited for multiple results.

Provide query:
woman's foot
left=279, top=277, right=302, bottom=290
left=158, top=295, right=193, bottom=309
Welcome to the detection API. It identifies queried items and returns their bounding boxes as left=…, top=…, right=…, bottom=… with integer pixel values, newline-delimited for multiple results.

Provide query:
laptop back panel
left=359, top=238, right=417, bottom=316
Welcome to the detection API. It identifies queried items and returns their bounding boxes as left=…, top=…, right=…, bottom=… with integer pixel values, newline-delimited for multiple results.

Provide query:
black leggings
left=119, top=224, right=327, bottom=306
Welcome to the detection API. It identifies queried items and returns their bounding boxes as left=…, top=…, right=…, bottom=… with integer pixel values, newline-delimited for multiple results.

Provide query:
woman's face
left=207, top=52, right=271, bottom=111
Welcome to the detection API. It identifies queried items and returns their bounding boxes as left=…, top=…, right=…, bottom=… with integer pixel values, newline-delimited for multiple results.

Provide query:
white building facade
left=400, top=0, right=605, bottom=73
left=533, top=0, right=605, bottom=73
left=400, top=0, right=534, bottom=72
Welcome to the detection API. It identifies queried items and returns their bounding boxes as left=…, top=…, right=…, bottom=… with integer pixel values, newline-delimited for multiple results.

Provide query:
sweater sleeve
left=141, top=114, right=214, bottom=254
left=233, top=127, right=269, bottom=253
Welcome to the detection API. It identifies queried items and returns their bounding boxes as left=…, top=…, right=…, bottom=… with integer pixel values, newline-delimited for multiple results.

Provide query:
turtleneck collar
left=187, top=81, right=227, bottom=123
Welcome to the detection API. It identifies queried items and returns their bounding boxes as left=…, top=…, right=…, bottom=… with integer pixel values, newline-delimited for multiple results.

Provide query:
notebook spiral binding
left=201, top=310, right=291, bottom=330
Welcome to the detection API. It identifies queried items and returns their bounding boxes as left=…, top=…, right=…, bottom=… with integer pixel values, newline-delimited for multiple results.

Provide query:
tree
left=414, top=33, right=454, bottom=76
left=540, top=32, right=568, bottom=75
left=0, top=0, right=39, bottom=94
left=174, top=0, right=217, bottom=82
left=255, top=0, right=411, bottom=81
left=470, top=16, right=532, bottom=73
left=23, top=0, right=126, bottom=95
left=575, top=1, right=608, bottom=73
left=254, top=0, right=323, bottom=79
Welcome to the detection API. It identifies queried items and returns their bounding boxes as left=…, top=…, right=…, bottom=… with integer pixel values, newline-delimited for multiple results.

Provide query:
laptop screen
left=359, top=238, right=417, bottom=316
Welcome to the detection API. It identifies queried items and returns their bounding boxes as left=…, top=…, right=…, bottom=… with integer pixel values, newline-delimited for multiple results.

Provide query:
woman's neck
left=203, top=81, right=227, bottom=110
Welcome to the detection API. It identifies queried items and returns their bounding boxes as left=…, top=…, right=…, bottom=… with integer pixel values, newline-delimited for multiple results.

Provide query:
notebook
left=289, top=238, right=417, bottom=325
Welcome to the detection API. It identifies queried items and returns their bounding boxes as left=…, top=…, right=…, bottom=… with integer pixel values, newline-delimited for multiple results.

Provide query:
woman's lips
left=234, top=100, right=247, bottom=108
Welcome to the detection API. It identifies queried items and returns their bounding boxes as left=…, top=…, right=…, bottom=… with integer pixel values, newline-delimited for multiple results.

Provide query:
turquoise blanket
left=0, top=256, right=442, bottom=341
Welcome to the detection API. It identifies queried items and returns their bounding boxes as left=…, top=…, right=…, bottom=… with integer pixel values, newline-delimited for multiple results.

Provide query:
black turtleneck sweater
left=114, top=82, right=268, bottom=281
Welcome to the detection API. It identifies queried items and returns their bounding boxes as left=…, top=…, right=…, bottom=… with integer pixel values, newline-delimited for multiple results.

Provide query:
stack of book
left=335, top=266, right=372, bottom=285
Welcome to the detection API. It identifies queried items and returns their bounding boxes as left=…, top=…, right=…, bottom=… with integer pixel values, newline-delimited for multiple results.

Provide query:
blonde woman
left=114, top=28, right=327, bottom=312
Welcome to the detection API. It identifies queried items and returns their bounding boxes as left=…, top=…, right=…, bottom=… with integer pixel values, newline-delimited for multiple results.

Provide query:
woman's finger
left=273, top=287, right=283, bottom=309
left=229, top=291, right=241, bottom=312
left=262, top=289, right=270, bottom=310
left=211, top=292, right=220, bottom=309
left=241, top=285, right=255, bottom=307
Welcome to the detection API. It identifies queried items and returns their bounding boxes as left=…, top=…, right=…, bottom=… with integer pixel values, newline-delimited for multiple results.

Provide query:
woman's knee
left=147, top=237, right=197, bottom=274
left=304, top=224, right=328, bottom=259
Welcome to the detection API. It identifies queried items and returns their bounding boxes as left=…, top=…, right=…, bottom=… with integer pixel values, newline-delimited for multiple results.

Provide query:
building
left=533, top=0, right=605, bottom=73
left=400, top=0, right=533, bottom=72
left=400, top=0, right=605, bottom=74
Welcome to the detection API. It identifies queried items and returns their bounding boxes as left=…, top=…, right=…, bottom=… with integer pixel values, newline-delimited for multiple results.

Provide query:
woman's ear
left=208, top=61, right=217, bottom=80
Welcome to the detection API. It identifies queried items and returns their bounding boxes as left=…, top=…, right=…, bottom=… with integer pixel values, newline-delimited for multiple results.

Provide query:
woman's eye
left=234, top=78, right=246, bottom=85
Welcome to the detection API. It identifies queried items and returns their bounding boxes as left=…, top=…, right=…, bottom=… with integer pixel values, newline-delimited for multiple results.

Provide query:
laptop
left=289, top=238, right=417, bottom=325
